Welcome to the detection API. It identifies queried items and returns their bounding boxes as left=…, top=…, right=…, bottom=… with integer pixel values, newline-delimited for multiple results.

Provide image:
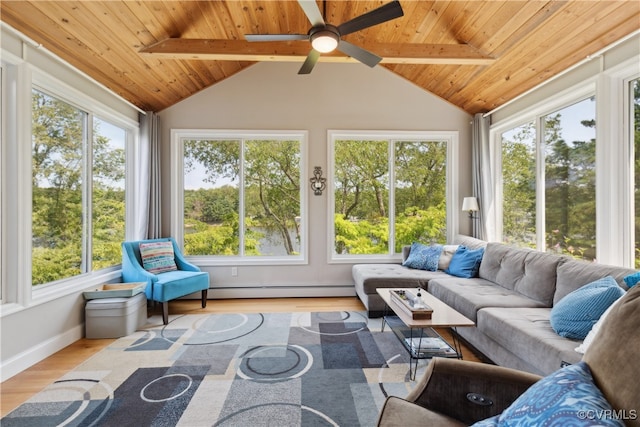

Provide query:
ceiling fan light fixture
left=310, top=30, right=339, bottom=53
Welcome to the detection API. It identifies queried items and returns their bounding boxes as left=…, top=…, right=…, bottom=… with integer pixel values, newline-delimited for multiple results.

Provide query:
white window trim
left=492, top=55, right=640, bottom=267
left=327, top=129, right=459, bottom=263
left=598, top=58, right=640, bottom=267
left=0, top=60, right=138, bottom=315
left=171, top=129, right=309, bottom=266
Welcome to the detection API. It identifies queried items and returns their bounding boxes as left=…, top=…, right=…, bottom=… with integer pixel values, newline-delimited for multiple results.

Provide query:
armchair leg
left=162, top=302, right=169, bottom=325
left=202, top=289, right=208, bottom=308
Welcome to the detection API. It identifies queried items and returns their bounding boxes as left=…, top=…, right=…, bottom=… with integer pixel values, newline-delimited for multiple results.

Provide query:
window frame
left=1, top=61, right=138, bottom=311
left=170, top=129, right=309, bottom=266
left=492, top=56, right=640, bottom=268
left=493, top=82, right=596, bottom=254
left=327, top=129, right=459, bottom=263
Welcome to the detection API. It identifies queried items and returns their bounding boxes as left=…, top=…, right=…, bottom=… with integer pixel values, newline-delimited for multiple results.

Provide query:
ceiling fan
left=245, top=0, right=404, bottom=74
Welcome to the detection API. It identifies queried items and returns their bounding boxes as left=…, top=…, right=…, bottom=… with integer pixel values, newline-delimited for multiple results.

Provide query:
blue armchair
left=121, top=237, right=209, bottom=325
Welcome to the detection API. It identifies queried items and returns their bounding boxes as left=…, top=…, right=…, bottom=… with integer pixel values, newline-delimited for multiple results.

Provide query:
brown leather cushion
left=583, top=284, right=640, bottom=426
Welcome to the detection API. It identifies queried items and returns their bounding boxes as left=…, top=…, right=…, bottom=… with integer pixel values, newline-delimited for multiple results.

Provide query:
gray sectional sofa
left=352, top=235, right=637, bottom=376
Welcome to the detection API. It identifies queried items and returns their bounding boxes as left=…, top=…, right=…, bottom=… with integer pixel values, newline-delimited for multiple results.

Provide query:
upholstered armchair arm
left=403, top=357, right=541, bottom=425
left=121, top=244, right=158, bottom=284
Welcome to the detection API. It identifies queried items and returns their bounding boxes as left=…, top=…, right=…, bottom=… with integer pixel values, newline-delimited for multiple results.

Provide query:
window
left=632, top=78, right=640, bottom=268
left=174, top=130, right=306, bottom=262
left=329, top=131, right=455, bottom=259
left=500, top=97, right=596, bottom=261
left=501, top=121, right=536, bottom=248
left=31, top=89, right=127, bottom=286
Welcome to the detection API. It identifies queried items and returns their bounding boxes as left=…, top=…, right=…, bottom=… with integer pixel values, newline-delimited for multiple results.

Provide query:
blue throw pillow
left=623, top=271, right=640, bottom=288
left=402, top=243, right=443, bottom=271
left=494, top=361, right=624, bottom=427
left=445, top=246, right=484, bottom=278
left=550, top=276, right=624, bottom=339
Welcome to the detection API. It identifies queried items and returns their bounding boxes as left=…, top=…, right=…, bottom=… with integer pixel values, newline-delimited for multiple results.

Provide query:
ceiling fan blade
left=337, top=1, right=404, bottom=36
left=337, top=40, right=382, bottom=68
left=298, top=0, right=325, bottom=27
left=298, top=49, right=321, bottom=74
left=245, top=34, right=309, bottom=42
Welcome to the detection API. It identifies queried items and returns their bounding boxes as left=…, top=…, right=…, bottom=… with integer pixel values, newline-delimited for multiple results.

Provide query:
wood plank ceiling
left=1, top=1, right=639, bottom=114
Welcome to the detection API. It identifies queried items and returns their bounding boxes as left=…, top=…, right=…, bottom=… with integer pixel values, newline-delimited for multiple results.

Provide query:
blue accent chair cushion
left=403, top=243, right=443, bottom=271
left=445, top=246, right=485, bottom=278
left=550, top=276, right=624, bottom=339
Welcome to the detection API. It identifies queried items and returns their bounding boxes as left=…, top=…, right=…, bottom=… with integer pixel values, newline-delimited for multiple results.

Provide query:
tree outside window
left=31, top=90, right=126, bottom=286
left=181, top=136, right=303, bottom=258
left=332, top=135, right=448, bottom=256
left=501, top=97, right=596, bottom=261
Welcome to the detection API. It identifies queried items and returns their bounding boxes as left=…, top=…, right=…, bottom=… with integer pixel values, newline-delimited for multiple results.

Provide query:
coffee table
left=377, top=288, right=475, bottom=380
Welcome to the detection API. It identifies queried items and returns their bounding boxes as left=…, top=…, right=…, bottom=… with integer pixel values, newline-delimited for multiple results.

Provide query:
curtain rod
left=483, top=29, right=640, bottom=118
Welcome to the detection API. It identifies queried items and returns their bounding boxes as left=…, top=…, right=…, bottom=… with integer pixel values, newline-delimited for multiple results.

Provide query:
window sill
left=1, top=269, right=122, bottom=318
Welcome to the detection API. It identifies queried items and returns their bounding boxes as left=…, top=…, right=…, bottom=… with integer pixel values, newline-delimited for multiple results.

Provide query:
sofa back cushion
left=554, top=259, right=635, bottom=305
left=583, top=284, right=640, bottom=422
left=479, top=243, right=561, bottom=306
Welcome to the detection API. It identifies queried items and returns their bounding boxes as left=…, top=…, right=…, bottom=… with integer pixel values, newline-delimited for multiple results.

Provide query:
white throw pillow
left=438, top=245, right=460, bottom=270
left=575, top=295, right=623, bottom=354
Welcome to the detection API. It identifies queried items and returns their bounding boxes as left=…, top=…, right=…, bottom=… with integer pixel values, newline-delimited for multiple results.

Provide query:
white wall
left=0, top=24, right=139, bottom=381
left=159, top=61, right=473, bottom=299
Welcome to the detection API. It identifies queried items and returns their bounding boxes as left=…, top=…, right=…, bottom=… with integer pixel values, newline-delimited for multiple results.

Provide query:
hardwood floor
left=0, top=297, right=483, bottom=417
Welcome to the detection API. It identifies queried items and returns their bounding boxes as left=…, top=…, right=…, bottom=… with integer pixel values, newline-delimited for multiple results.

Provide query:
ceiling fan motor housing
left=309, top=24, right=340, bottom=53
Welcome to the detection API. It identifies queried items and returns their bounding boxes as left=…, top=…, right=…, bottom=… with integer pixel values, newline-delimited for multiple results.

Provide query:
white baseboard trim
left=1, top=324, right=84, bottom=382
left=207, top=285, right=357, bottom=299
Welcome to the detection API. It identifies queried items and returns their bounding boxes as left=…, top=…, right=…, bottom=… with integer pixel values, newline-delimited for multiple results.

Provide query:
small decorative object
left=462, top=196, right=479, bottom=219
left=310, top=166, right=326, bottom=196
left=390, top=289, right=433, bottom=319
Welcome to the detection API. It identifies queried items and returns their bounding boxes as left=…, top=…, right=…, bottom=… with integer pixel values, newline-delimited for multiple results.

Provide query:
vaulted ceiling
left=2, top=1, right=638, bottom=114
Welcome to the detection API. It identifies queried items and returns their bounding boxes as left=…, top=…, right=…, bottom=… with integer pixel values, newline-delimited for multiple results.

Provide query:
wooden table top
left=377, top=288, right=475, bottom=329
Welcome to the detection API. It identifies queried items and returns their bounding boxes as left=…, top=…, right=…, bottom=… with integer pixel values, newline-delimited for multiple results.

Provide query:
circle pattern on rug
left=296, top=311, right=369, bottom=336
left=140, top=373, right=193, bottom=403
left=237, top=345, right=313, bottom=381
left=186, top=313, right=265, bottom=345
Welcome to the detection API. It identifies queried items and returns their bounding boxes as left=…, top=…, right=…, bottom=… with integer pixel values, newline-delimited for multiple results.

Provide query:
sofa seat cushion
left=352, top=264, right=450, bottom=294
left=477, top=307, right=582, bottom=376
left=428, top=278, right=547, bottom=322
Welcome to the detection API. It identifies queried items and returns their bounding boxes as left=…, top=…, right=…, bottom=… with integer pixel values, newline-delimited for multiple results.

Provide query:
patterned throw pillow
left=490, top=361, right=624, bottom=427
left=139, top=241, right=177, bottom=274
left=550, top=276, right=624, bottom=340
left=402, top=243, right=443, bottom=271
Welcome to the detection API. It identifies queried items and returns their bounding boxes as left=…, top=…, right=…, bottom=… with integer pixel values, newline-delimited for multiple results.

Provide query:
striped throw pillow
left=139, top=241, right=177, bottom=274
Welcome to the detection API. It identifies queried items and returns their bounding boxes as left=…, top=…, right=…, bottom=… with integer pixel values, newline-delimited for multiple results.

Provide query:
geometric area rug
left=2, top=311, right=427, bottom=426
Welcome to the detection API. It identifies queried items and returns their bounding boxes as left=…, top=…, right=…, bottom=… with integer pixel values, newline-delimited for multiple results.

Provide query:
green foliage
left=183, top=138, right=301, bottom=256
left=502, top=100, right=597, bottom=261
left=394, top=206, right=447, bottom=251
left=31, top=90, right=125, bottom=285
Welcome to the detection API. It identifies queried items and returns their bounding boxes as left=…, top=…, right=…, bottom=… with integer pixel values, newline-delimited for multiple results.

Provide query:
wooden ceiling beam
left=139, top=38, right=495, bottom=65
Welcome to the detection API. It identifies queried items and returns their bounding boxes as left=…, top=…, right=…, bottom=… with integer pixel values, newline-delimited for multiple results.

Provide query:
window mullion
left=83, top=112, right=92, bottom=273
left=388, top=140, right=395, bottom=256
left=536, top=115, right=546, bottom=252
left=239, top=139, right=246, bottom=257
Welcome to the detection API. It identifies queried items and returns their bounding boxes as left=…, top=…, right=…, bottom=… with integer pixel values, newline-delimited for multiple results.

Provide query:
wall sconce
left=310, top=166, right=326, bottom=196
left=462, top=196, right=479, bottom=219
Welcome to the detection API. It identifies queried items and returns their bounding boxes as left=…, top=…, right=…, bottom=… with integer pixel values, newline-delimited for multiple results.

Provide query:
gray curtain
left=471, top=113, right=494, bottom=240
left=137, top=111, right=162, bottom=239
